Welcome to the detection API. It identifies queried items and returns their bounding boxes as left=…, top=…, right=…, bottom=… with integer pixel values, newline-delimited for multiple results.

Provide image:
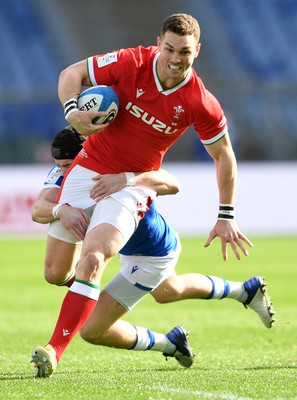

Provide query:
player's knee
left=80, top=325, right=102, bottom=344
left=79, top=326, right=92, bottom=343
left=152, top=293, right=172, bottom=304
left=77, top=252, right=105, bottom=279
left=151, top=285, right=183, bottom=303
left=44, top=266, right=65, bottom=285
left=153, top=295, right=167, bottom=304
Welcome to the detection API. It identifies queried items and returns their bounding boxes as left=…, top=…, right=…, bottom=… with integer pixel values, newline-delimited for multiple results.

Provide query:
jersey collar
left=153, top=52, right=193, bottom=95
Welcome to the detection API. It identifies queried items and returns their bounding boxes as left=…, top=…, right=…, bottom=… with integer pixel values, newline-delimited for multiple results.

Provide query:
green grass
left=0, top=236, right=296, bottom=400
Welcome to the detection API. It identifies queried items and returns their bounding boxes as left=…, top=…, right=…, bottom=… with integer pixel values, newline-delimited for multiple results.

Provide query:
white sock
left=131, top=326, right=175, bottom=354
left=207, top=276, right=248, bottom=302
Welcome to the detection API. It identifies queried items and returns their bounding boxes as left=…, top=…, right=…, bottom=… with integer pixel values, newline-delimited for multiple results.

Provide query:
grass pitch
left=0, top=236, right=296, bottom=400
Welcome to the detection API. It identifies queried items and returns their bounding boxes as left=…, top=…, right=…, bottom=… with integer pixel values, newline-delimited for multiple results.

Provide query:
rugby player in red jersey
left=31, top=14, right=261, bottom=377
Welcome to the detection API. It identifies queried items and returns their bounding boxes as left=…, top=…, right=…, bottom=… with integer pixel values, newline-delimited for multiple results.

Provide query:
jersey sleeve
left=43, top=165, right=63, bottom=189
left=193, top=83, right=228, bottom=145
left=87, top=46, right=148, bottom=86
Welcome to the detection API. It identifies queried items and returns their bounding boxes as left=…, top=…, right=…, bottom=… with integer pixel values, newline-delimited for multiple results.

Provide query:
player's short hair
left=161, top=13, right=200, bottom=44
left=51, top=125, right=86, bottom=160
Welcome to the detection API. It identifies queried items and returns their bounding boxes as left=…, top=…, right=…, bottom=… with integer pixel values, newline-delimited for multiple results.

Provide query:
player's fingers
left=221, top=241, right=228, bottom=261
left=90, top=186, right=105, bottom=199
left=77, top=224, right=87, bottom=239
left=238, top=232, right=253, bottom=248
left=80, top=211, right=90, bottom=224
left=92, top=174, right=101, bottom=182
left=70, top=228, right=84, bottom=241
left=229, top=238, right=241, bottom=260
left=204, top=231, right=216, bottom=248
left=235, top=238, right=249, bottom=256
left=91, top=189, right=112, bottom=202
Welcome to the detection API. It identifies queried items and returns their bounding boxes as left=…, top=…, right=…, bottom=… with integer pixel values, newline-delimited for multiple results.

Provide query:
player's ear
left=157, top=36, right=161, bottom=47
left=195, top=43, right=201, bottom=58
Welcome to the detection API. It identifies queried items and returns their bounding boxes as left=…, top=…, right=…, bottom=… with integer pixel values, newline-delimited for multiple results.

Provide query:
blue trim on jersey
left=44, top=164, right=63, bottom=188
left=45, top=175, right=63, bottom=187
left=119, top=202, right=177, bottom=257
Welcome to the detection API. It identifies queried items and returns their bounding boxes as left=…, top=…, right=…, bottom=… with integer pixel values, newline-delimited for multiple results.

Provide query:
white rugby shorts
left=49, top=165, right=156, bottom=245
left=104, top=238, right=181, bottom=310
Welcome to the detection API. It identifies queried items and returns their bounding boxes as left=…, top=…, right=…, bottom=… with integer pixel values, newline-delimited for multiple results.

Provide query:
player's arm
left=31, top=188, right=59, bottom=224
left=32, top=187, right=89, bottom=241
left=133, top=170, right=180, bottom=195
left=203, top=134, right=253, bottom=261
left=58, top=60, right=106, bottom=135
left=90, top=170, right=180, bottom=202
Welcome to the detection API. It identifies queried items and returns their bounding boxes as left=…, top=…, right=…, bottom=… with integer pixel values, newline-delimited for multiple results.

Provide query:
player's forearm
left=31, top=200, right=56, bottom=224
left=133, top=170, right=180, bottom=195
left=215, top=150, right=237, bottom=205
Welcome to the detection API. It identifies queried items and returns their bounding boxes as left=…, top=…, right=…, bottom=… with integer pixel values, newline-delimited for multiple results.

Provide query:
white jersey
left=44, top=165, right=63, bottom=189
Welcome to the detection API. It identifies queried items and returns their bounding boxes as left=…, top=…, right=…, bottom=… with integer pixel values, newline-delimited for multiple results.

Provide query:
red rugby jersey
left=74, top=46, right=227, bottom=173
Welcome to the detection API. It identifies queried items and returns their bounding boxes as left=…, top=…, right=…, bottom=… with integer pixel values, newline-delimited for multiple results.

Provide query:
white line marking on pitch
left=151, top=385, right=258, bottom=400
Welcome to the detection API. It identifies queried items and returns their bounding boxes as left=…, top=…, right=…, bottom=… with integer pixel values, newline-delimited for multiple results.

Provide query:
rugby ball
left=77, top=85, right=119, bottom=125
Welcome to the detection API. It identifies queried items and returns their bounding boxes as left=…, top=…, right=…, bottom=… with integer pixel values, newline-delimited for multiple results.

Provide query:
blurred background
left=1, top=0, right=297, bottom=164
left=0, top=0, right=296, bottom=236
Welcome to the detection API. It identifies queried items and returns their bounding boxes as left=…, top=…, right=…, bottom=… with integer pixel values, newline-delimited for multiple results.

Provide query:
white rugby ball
left=77, top=85, right=119, bottom=125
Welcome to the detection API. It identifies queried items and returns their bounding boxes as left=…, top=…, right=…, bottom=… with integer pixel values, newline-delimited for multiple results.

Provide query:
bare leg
left=80, top=290, right=136, bottom=348
left=80, top=290, right=187, bottom=359
left=44, top=235, right=80, bottom=285
left=151, top=272, right=212, bottom=303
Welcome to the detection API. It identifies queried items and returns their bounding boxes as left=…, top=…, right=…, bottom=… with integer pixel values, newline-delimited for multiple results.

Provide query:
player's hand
left=58, top=205, right=90, bottom=240
left=90, top=173, right=127, bottom=202
left=67, top=110, right=109, bottom=136
left=204, top=219, right=253, bottom=261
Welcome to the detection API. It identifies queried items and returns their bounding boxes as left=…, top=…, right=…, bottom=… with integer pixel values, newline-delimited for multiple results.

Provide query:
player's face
left=157, top=31, right=200, bottom=86
left=55, top=159, right=73, bottom=175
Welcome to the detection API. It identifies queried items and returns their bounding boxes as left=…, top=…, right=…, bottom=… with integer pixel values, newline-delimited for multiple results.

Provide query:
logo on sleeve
left=97, top=52, right=118, bottom=68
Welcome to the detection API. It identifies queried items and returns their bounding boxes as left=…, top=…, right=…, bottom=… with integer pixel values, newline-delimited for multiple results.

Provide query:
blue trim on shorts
left=134, top=282, right=153, bottom=291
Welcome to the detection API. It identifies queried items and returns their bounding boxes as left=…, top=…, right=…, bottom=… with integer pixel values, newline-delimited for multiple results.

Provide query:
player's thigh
left=104, top=272, right=151, bottom=311
left=86, top=196, right=138, bottom=250
left=119, top=251, right=179, bottom=292
left=79, top=196, right=138, bottom=262
left=81, top=223, right=124, bottom=260
left=45, top=234, right=80, bottom=274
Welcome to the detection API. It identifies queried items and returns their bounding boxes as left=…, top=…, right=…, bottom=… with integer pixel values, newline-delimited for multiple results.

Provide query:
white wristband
left=52, top=203, right=65, bottom=219
left=124, top=172, right=136, bottom=187
left=218, top=204, right=235, bottom=220
left=63, top=98, right=78, bottom=121
left=64, top=107, right=78, bottom=121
